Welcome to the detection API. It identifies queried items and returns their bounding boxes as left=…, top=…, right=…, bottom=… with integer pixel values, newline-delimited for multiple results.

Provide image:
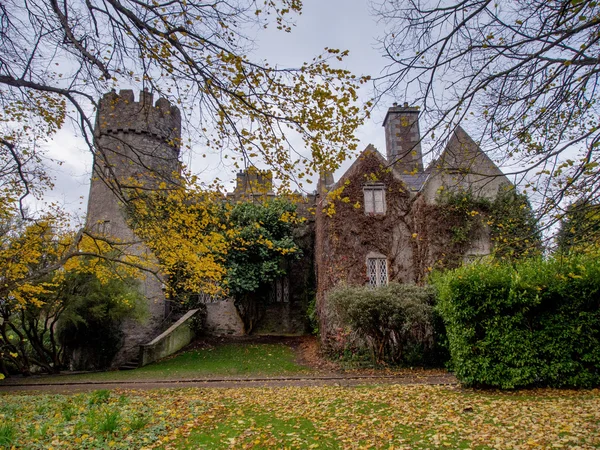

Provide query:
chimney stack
left=383, top=103, right=423, bottom=174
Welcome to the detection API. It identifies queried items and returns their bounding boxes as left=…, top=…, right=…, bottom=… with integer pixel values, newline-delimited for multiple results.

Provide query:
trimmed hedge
left=433, top=253, right=600, bottom=388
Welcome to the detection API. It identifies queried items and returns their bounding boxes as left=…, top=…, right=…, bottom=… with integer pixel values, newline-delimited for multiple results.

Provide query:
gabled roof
left=420, top=125, right=511, bottom=198
left=424, top=125, right=509, bottom=180
left=326, top=144, right=418, bottom=193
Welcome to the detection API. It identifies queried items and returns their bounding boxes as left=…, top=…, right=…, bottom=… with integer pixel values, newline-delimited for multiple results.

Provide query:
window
left=269, top=277, right=290, bottom=303
left=198, top=292, right=221, bottom=303
left=363, top=185, right=386, bottom=214
left=98, top=220, right=111, bottom=235
left=367, top=257, right=388, bottom=287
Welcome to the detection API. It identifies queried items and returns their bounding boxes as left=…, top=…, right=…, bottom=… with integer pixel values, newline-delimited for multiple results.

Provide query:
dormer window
left=363, top=184, right=386, bottom=214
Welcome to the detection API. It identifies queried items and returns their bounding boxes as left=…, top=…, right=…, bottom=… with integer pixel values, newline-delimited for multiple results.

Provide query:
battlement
left=95, top=89, right=181, bottom=150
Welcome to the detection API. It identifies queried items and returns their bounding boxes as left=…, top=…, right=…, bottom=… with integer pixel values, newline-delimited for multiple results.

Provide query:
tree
left=1, top=0, right=368, bottom=217
left=127, top=185, right=302, bottom=333
left=124, top=177, right=230, bottom=300
left=373, top=0, right=600, bottom=238
left=556, top=199, right=600, bottom=252
left=0, top=206, right=146, bottom=375
left=225, top=198, right=302, bottom=332
left=56, top=270, right=146, bottom=371
left=0, top=267, right=145, bottom=376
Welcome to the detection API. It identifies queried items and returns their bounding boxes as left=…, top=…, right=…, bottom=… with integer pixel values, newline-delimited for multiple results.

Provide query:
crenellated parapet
left=95, top=89, right=181, bottom=152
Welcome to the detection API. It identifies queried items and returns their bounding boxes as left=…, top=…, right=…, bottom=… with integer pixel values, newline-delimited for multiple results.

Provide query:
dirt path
left=0, top=336, right=457, bottom=394
left=0, top=372, right=457, bottom=393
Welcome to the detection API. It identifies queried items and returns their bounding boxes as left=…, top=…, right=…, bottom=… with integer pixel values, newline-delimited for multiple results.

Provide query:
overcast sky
left=41, top=0, right=400, bottom=220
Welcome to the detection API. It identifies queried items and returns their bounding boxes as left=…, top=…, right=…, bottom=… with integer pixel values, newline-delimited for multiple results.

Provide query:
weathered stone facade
left=85, top=92, right=512, bottom=360
left=314, top=104, right=512, bottom=347
left=86, top=89, right=181, bottom=366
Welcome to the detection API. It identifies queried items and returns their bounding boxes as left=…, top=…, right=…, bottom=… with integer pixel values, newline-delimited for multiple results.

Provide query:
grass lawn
left=2, top=342, right=308, bottom=385
left=1, top=385, right=599, bottom=449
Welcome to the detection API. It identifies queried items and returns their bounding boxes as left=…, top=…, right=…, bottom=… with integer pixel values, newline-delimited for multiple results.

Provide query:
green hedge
left=433, top=253, right=600, bottom=388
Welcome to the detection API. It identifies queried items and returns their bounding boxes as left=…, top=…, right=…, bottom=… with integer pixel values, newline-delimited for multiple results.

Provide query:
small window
left=198, top=292, right=221, bottom=303
left=367, top=257, right=388, bottom=287
left=98, top=220, right=111, bottom=235
left=364, top=185, right=386, bottom=214
left=269, top=277, right=290, bottom=303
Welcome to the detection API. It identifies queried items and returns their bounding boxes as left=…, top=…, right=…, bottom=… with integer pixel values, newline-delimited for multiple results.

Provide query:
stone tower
left=86, top=89, right=181, bottom=366
left=383, top=103, right=424, bottom=174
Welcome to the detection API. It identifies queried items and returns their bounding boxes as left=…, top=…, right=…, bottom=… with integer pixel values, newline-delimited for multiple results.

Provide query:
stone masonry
left=86, top=89, right=181, bottom=366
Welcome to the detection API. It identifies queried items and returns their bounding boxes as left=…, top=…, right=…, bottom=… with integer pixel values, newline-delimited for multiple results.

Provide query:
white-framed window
left=367, top=257, right=388, bottom=287
left=363, top=184, right=386, bottom=214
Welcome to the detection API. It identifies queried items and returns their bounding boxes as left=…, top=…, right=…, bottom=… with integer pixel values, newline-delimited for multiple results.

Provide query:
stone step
left=118, top=357, right=140, bottom=371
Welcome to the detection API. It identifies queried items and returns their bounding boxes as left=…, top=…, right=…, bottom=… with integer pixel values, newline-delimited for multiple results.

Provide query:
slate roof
left=399, top=173, right=429, bottom=192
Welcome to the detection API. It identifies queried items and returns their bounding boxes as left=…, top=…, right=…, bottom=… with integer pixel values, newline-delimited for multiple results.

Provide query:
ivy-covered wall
left=315, top=148, right=415, bottom=347
left=315, top=147, right=540, bottom=351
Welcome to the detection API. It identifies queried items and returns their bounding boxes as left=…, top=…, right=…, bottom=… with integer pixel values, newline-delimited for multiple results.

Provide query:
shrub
left=0, top=423, right=16, bottom=447
left=57, top=272, right=146, bottom=371
left=97, top=410, right=121, bottom=435
left=328, top=283, right=442, bottom=365
left=433, top=252, right=600, bottom=388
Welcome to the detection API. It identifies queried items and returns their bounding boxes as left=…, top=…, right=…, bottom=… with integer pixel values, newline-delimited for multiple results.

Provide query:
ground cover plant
left=1, top=385, right=599, bottom=449
left=0, top=342, right=308, bottom=385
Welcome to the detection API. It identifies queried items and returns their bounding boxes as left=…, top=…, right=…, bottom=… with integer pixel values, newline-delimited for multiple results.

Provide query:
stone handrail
left=139, top=308, right=200, bottom=367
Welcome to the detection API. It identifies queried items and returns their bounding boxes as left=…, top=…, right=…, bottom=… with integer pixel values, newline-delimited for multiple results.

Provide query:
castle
left=87, top=91, right=511, bottom=364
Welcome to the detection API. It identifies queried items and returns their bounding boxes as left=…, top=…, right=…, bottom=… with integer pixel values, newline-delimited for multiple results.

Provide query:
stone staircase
left=118, top=309, right=200, bottom=370
left=118, top=355, right=140, bottom=371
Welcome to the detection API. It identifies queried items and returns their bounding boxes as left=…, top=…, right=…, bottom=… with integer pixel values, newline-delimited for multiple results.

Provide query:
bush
left=57, top=272, right=146, bottom=370
left=433, top=253, right=600, bottom=388
left=328, top=283, right=443, bottom=365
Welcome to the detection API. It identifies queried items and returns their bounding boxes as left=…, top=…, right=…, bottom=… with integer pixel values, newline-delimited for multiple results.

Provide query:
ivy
left=435, top=187, right=542, bottom=264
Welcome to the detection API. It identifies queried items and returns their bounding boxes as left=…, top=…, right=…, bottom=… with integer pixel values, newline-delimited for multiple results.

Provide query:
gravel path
left=0, top=372, right=457, bottom=394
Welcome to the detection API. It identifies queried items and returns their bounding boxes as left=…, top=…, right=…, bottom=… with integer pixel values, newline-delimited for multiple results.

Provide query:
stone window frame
left=363, top=183, right=386, bottom=215
left=366, top=251, right=388, bottom=287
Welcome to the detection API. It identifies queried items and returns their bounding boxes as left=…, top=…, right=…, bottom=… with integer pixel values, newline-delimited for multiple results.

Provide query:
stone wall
left=86, top=89, right=181, bottom=367
left=139, top=308, right=200, bottom=367
left=205, top=300, right=245, bottom=336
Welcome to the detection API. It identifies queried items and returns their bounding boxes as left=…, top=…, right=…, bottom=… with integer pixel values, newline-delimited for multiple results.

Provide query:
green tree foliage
left=433, top=253, right=600, bottom=388
left=225, top=198, right=302, bottom=332
left=328, top=283, right=442, bottom=365
left=57, top=270, right=146, bottom=371
left=374, top=0, right=600, bottom=235
left=556, top=200, right=600, bottom=252
left=0, top=258, right=145, bottom=376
